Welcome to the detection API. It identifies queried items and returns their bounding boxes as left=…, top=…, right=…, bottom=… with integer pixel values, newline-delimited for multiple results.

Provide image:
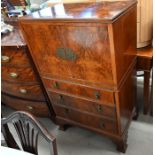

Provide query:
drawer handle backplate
left=94, top=92, right=101, bottom=99
left=2, top=55, right=10, bottom=62
left=97, top=105, right=103, bottom=112
left=53, top=82, right=59, bottom=89
left=99, top=121, right=105, bottom=129
left=9, top=72, right=18, bottom=78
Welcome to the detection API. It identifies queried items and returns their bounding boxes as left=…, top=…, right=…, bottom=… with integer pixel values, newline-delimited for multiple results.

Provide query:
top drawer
left=1, top=48, right=30, bottom=67
left=43, top=78, right=114, bottom=105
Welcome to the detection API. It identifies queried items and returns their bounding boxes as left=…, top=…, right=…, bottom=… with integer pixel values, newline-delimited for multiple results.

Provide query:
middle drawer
left=2, top=66, right=37, bottom=83
left=48, top=91, right=116, bottom=119
left=2, top=81, right=45, bottom=101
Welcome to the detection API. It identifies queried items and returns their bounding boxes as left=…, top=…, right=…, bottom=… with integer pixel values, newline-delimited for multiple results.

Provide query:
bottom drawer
left=2, top=94, right=49, bottom=117
left=53, top=105, right=118, bottom=134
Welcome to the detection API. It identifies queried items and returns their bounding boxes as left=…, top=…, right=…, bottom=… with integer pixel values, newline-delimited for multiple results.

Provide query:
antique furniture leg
left=143, top=71, right=151, bottom=114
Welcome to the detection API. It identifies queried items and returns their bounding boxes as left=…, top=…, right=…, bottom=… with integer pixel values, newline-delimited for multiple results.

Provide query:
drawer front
left=2, top=82, right=45, bottom=101
left=53, top=105, right=118, bottom=134
left=1, top=48, right=30, bottom=67
left=2, top=66, right=37, bottom=83
left=49, top=91, right=116, bottom=118
left=2, top=94, right=49, bottom=117
left=44, top=78, right=114, bottom=105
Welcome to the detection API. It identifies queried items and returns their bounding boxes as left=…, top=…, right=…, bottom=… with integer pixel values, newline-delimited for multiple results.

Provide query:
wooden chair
left=1, top=111, right=58, bottom=155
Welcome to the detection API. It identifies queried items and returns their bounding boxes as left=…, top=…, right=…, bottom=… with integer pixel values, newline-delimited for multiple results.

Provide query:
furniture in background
left=137, top=46, right=153, bottom=115
left=1, top=111, right=58, bottom=155
left=1, top=21, right=50, bottom=117
left=137, top=0, right=153, bottom=48
left=19, top=0, right=137, bottom=152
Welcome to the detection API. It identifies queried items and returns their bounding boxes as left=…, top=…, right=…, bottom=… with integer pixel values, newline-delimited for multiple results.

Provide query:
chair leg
left=143, top=72, right=151, bottom=114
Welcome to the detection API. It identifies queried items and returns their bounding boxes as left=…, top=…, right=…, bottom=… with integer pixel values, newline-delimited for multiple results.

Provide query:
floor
left=1, top=77, right=153, bottom=155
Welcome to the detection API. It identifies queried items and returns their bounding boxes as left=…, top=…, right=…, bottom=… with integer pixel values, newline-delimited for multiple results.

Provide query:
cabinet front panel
left=21, top=22, right=114, bottom=88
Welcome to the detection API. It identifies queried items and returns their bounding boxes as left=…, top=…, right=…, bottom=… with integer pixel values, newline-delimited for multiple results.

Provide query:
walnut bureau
left=19, top=0, right=137, bottom=152
left=1, top=22, right=50, bottom=117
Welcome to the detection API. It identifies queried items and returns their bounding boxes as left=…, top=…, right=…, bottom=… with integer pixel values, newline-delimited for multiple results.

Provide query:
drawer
left=48, top=91, right=116, bottom=118
left=43, top=78, right=114, bottom=105
left=2, top=81, right=45, bottom=101
left=53, top=105, right=118, bottom=134
left=2, top=66, right=37, bottom=83
left=1, top=48, right=30, bottom=67
left=2, top=94, right=49, bottom=117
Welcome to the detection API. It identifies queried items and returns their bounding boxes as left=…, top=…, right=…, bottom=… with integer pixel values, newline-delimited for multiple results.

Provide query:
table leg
left=144, top=71, right=151, bottom=114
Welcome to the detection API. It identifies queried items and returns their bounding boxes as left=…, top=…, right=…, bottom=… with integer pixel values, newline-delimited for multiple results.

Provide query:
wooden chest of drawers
left=19, top=0, right=137, bottom=152
left=1, top=23, right=50, bottom=117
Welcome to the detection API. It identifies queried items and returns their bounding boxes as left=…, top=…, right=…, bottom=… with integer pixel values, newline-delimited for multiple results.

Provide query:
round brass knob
left=27, top=106, right=33, bottom=110
left=9, top=72, right=18, bottom=78
left=19, top=88, right=27, bottom=94
left=2, top=55, right=10, bottom=62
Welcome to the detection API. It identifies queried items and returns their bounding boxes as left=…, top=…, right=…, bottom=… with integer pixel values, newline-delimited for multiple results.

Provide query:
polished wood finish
left=1, top=23, right=49, bottom=117
left=2, top=93, right=49, bottom=117
left=19, top=0, right=137, bottom=152
left=1, top=111, right=57, bottom=155
left=137, top=46, right=153, bottom=115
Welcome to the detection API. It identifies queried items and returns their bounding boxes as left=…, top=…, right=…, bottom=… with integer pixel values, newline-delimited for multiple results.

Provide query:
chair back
left=1, top=111, right=58, bottom=155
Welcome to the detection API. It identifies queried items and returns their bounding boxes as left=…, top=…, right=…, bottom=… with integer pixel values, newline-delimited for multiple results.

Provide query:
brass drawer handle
left=27, top=106, right=33, bottom=110
left=2, top=55, right=10, bottom=62
left=19, top=88, right=27, bottom=94
left=96, top=105, right=103, bottom=112
left=94, top=92, right=101, bottom=99
left=53, top=82, right=59, bottom=89
left=65, top=108, right=69, bottom=114
left=99, top=121, right=105, bottom=129
left=58, top=94, right=63, bottom=100
left=9, top=72, right=18, bottom=78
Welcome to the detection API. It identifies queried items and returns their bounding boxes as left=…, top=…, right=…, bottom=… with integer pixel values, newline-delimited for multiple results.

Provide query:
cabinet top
left=20, top=0, right=137, bottom=23
left=1, top=25, right=26, bottom=47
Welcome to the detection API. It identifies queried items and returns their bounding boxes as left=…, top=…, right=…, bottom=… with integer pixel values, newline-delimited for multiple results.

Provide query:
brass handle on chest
left=2, top=55, right=10, bottom=62
left=9, top=72, right=18, bottom=78
left=27, top=106, right=33, bottom=110
left=53, top=82, right=59, bottom=89
left=65, top=108, right=69, bottom=114
left=19, top=88, right=27, bottom=94
left=94, top=92, right=101, bottom=99
left=99, top=121, right=105, bottom=129
left=96, top=105, right=103, bottom=112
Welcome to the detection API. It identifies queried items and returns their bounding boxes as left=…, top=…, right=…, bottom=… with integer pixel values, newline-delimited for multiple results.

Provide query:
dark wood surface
left=137, top=46, right=153, bottom=115
left=1, top=23, right=50, bottom=117
left=19, top=0, right=137, bottom=22
left=19, top=0, right=137, bottom=152
left=1, top=111, right=57, bottom=155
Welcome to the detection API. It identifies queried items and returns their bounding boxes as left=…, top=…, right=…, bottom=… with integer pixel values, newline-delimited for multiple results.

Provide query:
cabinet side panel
left=112, top=6, right=137, bottom=86
left=115, top=63, right=136, bottom=133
